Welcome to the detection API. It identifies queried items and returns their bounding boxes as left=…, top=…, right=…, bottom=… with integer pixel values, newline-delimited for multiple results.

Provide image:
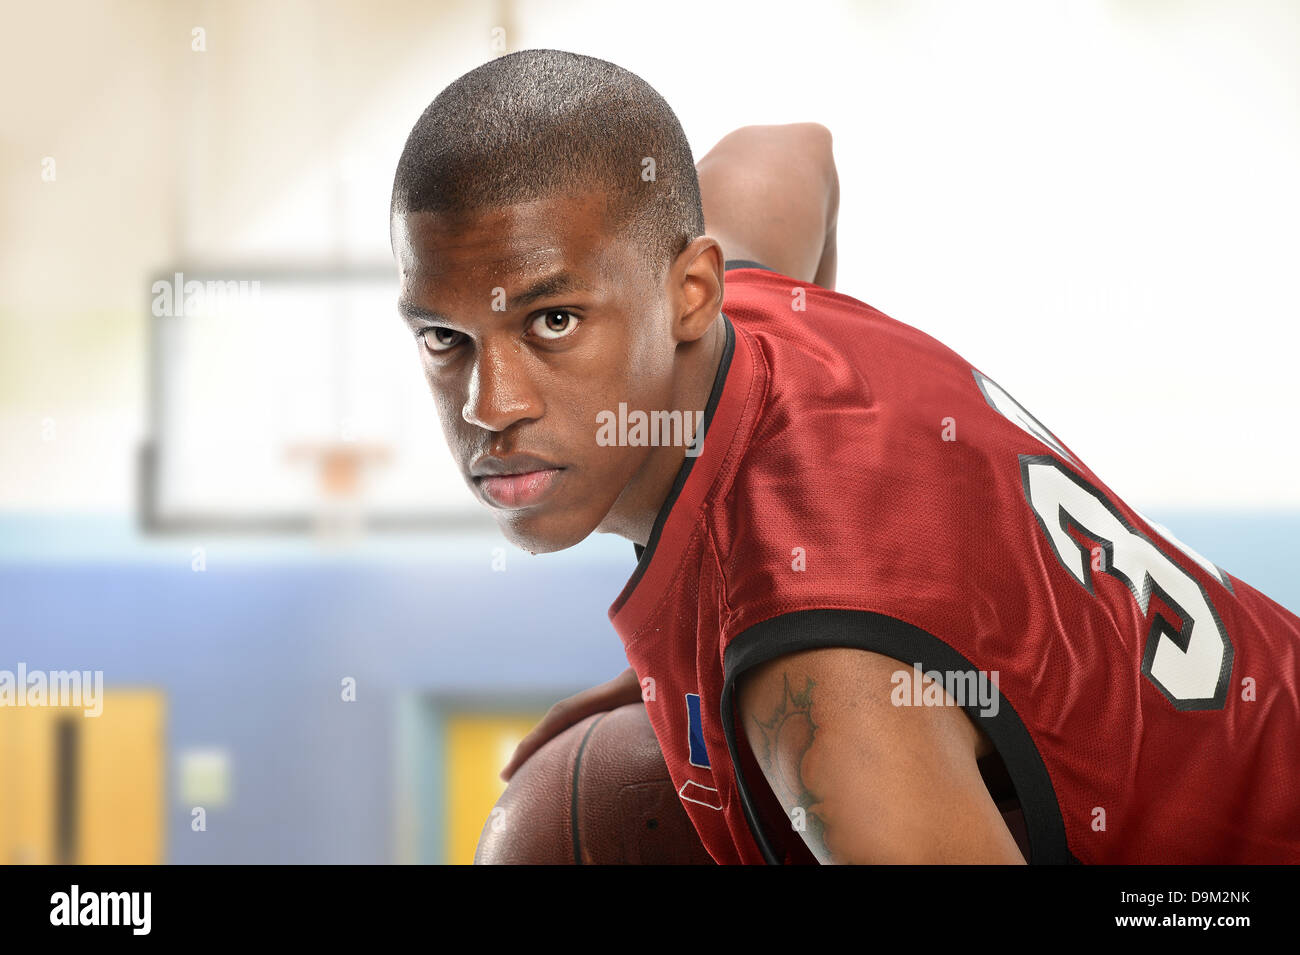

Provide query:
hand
left=499, top=666, right=645, bottom=781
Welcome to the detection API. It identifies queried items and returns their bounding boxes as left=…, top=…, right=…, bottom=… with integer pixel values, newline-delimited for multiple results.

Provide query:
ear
left=669, top=236, right=726, bottom=345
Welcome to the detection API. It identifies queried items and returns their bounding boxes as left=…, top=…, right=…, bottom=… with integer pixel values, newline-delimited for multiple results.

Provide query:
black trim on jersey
left=720, top=609, right=1078, bottom=865
left=628, top=312, right=736, bottom=566
left=570, top=711, right=610, bottom=865
left=723, top=259, right=775, bottom=273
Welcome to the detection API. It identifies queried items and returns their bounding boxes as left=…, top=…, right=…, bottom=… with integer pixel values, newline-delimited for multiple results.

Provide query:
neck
left=599, top=314, right=727, bottom=547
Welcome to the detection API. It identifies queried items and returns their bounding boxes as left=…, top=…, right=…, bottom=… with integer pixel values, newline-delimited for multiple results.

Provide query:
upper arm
left=735, top=646, right=1027, bottom=864
left=696, top=123, right=838, bottom=287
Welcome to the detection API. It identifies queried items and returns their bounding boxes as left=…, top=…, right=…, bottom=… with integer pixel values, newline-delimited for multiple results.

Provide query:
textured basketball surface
left=474, top=702, right=715, bottom=864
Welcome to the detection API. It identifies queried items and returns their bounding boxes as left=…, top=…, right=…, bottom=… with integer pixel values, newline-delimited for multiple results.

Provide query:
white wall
left=3, top=0, right=1297, bottom=513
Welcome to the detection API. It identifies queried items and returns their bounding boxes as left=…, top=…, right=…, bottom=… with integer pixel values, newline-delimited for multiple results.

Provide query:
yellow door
left=0, top=702, right=56, bottom=864
left=0, top=689, right=165, bottom=864
left=444, top=712, right=545, bottom=865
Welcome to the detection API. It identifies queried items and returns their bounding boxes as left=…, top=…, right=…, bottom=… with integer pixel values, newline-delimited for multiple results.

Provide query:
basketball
left=475, top=703, right=715, bottom=865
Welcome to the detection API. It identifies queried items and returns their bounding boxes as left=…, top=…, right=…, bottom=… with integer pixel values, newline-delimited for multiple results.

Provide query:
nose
left=461, top=337, right=544, bottom=432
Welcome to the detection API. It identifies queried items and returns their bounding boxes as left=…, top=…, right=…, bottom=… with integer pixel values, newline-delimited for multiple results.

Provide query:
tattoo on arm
left=749, top=673, right=832, bottom=861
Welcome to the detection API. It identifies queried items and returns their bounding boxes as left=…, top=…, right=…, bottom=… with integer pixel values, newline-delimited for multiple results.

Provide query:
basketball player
left=390, top=49, right=1300, bottom=863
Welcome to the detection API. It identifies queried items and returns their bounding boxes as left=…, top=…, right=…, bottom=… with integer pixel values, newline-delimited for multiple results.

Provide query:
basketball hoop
left=285, top=442, right=392, bottom=541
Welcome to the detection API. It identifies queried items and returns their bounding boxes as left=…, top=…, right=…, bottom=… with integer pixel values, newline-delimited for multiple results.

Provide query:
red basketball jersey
left=608, top=261, right=1300, bottom=865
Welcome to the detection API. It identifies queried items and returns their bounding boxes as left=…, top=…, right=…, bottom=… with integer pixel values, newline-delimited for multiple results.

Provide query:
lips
left=476, top=468, right=564, bottom=509
left=469, top=452, right=565, bottom=509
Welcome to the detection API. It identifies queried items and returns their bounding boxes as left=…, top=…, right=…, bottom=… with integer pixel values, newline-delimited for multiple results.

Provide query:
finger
left=497, top=674, right=638, bottom=781
left=499, top=703, right=585, bottom=781
left=500, top=727, right=549, bottom=781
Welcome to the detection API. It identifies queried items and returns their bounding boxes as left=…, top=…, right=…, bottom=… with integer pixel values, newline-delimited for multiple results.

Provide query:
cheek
left=424, top=374, right=469, bottom=448
left=618, top=313, right=677, bottom=401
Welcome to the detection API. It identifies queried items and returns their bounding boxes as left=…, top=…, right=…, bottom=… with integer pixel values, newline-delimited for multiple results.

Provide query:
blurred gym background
left=1, top=0, right=1297, bottom=863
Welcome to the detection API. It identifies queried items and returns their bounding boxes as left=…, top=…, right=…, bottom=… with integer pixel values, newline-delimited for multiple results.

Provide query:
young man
left=390, top=49, right=1300, bottom=864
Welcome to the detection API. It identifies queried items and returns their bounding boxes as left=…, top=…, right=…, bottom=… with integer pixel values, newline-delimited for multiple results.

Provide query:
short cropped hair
left=391, top=48, right=705, bottom=274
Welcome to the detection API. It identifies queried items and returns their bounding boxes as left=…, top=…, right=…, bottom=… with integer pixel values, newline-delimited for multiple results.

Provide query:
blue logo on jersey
left=685, top=692, right=710, bottom=769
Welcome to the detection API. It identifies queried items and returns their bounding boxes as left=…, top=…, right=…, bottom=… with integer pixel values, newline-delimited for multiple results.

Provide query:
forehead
left=392, top=192, right=629, bottom=292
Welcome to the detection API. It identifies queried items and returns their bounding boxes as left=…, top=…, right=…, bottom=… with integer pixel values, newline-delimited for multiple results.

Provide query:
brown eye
left=531, top=310, right=579, bottom=340
left=421, top=327, right=463, bottom=352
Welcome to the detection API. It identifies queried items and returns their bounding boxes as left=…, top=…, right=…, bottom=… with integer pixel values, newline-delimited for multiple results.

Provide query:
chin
left=496, top=509, right=595, bottom=555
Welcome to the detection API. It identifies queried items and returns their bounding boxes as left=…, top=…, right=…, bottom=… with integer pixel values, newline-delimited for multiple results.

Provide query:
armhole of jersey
left=720, top=608, right=1079, bottom=865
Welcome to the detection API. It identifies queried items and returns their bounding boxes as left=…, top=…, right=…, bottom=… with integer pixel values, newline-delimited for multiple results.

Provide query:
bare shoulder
left=695, top=123, right=837, bottom=285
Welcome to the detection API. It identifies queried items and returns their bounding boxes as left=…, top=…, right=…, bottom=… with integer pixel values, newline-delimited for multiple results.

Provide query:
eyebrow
left=398, top=270, right=595, bottom=324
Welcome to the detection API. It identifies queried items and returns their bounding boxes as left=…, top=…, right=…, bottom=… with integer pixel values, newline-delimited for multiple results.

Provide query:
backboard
left=139, top=265, right=490, bottom=534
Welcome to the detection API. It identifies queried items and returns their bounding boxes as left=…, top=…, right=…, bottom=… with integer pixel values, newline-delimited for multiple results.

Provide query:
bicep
left=696, top=123, right=837, bottom=285
left=736, top=646, right=1026, bottom=864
